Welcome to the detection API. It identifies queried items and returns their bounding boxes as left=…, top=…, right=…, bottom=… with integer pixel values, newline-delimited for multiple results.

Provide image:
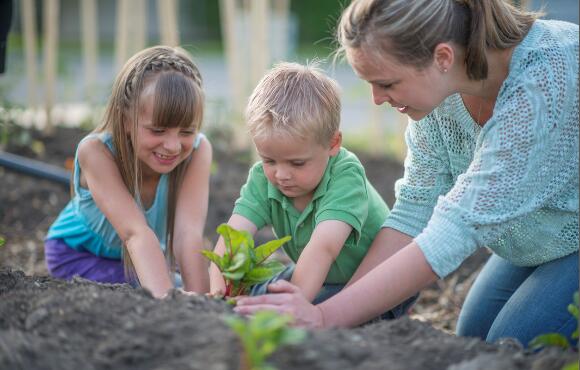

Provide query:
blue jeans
left=250, top=265, right=418, bottom=320
left=456, top=252, right=579, bottom=348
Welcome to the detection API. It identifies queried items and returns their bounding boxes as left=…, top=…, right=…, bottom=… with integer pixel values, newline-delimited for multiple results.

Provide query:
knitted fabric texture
left=384, top=20, right=579, bottom=278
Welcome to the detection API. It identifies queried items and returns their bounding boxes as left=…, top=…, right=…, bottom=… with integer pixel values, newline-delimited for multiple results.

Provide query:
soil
left=0, top=126, right=576, bottom=370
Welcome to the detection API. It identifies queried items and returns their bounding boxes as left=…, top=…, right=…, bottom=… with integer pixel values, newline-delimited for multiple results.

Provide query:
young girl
left=45, top=46, right=212, bottom=298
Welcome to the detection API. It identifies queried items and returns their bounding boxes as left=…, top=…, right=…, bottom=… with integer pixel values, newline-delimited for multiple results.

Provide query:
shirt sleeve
left=416, top=57, right=579, bottom=277
left=383, top=113, right=455, bottom=237
left=315, top=160, right=369, bottom=244
left=233, top=163, right=272, bottom=229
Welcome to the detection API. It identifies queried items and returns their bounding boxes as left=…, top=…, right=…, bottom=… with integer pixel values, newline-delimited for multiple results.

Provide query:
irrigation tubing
left=0, top=151, right=70, bottom=186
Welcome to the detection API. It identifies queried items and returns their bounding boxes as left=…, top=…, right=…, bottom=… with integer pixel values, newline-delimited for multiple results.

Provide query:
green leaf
left=200, top=250, right=225, bottom=271
left=529, top=333, right=570, bottom=350
left=562, top=361, right=579, bottom=370
left=0, top=236, right=4, bottom=248
left=569, top=292, right=579, bottom=339
left=279, top=328, right=308, bottom=345
left=217, top=224, right=254, bottom=254
left=254, top=236, right=291, bottom=264
left=222, top=270, right=245, bottom=281
left=225, top=251, right=251, bottom=273
left=223, top=311, right=306, bottom=370
left=568, top=292, right=579, bottom=319
left=204, top=225, right=290, bottom=297
left=242, top=261, right=286, bottom=285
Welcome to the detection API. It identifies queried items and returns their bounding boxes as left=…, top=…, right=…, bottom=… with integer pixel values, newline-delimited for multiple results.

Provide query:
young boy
left=210, top=63, right=414, bottom=316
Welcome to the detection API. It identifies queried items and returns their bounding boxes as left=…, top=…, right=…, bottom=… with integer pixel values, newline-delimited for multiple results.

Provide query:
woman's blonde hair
left=246, top=62, right=341, bottom=146
left=94, top=45, right=204, bottom=280
left=337, top=0, right=540, bottom=80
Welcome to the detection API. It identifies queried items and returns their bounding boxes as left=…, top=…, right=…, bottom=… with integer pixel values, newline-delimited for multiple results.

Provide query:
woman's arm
left=320, top=241, right=436, bottom=327
left=173, top=136, right=212, bottom=293
left=291, top=220, right=352, bottom=301
left=78, top=138, right=173, bottom=298
left=234, top=240, right=437, bottom=328
left=346, top=227, right=413, bottom=287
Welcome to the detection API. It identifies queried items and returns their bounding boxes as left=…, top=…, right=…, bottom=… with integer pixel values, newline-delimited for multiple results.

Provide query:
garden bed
left=0, top=126, right=575, bottom=369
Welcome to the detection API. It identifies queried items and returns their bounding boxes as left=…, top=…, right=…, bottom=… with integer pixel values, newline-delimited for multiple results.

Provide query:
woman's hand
left=233, top=280, right=325, bottom=329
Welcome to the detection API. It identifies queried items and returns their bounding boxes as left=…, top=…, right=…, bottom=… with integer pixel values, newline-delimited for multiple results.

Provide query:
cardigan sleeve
left=416, top=55, right=579, bottom=277
left=383, top=113, right=454, bottom=237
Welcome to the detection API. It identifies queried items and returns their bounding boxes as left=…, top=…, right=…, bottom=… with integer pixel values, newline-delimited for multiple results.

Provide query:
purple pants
left=44, top=238, right=127, bottom=284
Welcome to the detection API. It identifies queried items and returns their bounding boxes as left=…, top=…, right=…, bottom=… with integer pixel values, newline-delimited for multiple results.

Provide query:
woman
left=234, top=0, right=579, bottom=347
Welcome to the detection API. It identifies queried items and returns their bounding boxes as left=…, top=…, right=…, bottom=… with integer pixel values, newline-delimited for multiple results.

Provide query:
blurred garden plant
left=202, top=224, right=290, bottom=297
left=529, top=292, right=579, bottom=351
left=225, top=311, right=306, bottom=370
left=529, top=292, right=579, bottom=370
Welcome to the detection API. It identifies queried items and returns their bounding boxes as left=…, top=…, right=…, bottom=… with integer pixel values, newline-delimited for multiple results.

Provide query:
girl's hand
left=206, top=289, right=225, bottom=299
left=233, top=280, right=324, bottom=329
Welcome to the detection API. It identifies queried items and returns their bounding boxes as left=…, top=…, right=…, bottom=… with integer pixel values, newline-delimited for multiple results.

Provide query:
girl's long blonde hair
left=337, top=0, right=540, bottom=80
left=94, top=45, right=204, bottom=280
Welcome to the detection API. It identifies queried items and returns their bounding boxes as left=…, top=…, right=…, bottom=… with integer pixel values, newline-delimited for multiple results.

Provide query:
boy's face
left=254, top=132, right=341, bottom=207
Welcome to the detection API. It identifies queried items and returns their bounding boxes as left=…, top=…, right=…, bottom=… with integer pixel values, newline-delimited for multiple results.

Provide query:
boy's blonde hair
left=246, top=62, right=341, bottom=146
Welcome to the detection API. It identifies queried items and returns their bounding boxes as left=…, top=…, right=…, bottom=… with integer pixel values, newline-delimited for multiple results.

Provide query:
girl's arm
left=209, top=213, right=258, bottom=295
left=291, top=220, right=352, bottom=301
left=78, top=138, right=173, bottom=298
left=172, top=136, right=212, bottom=293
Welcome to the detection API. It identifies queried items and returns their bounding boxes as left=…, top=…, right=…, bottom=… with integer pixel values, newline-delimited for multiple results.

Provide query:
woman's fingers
left=233, top=280, right=324, bottom=329
left=266, top=279, right=300, bottom=294
left=235, top=291, right=294, bottom=306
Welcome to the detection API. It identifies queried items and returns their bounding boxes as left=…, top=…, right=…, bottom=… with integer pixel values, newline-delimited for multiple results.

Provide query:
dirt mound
left=0, top=269, right=575, bottom=370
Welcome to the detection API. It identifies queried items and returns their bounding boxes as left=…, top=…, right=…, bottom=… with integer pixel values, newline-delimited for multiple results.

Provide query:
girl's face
left=130, top=86, right=197, bottom=177
left=346, top=47, right=450, bottom=121
left=254, top=133, right=340, bottom=208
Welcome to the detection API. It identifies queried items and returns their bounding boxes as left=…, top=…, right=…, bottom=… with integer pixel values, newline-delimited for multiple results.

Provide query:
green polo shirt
left=233, top=147, right=389, bottom=284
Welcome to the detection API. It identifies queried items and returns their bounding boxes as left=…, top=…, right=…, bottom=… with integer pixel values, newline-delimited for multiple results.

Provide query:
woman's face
left=346, top=47, right=450, bottom=121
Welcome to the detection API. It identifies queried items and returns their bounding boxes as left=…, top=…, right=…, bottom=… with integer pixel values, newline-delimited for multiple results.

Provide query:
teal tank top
left=47, top=132, right=203, bottom=259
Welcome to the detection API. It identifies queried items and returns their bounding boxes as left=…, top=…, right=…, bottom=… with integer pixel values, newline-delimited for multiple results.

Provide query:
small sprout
left=224, top=311, right=307, bottom=370
left=0, top=236, right=5, bottom=248
left=529, top=292, right=579, bottom=350
left=202, top=224, right=291, bottom=297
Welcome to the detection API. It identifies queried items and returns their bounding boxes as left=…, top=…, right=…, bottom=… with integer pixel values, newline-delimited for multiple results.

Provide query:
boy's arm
left=209, top=213, right=258, bottom=295
left=173, top=137, right=212, bottom=293
left=291, top=220, right=352, bottom=302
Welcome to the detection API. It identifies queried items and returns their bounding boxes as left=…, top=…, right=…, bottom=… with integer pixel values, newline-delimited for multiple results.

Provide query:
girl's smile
left=153, top=151, right=179, bottom=165
left=129, top=84, right=197, bottom=177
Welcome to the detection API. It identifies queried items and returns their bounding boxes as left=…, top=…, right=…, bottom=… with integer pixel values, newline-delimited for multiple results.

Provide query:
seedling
left=0, top=236, right=4, bottom=248
left=202, top=224, right=291, bottom=297
left=224, top=311, right=306, bottom=370
left=529, top=291, right=579, bottom=350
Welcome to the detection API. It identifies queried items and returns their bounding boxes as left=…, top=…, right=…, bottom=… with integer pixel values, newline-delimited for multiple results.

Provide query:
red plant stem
left=234, top=284, right=246, bottom=297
